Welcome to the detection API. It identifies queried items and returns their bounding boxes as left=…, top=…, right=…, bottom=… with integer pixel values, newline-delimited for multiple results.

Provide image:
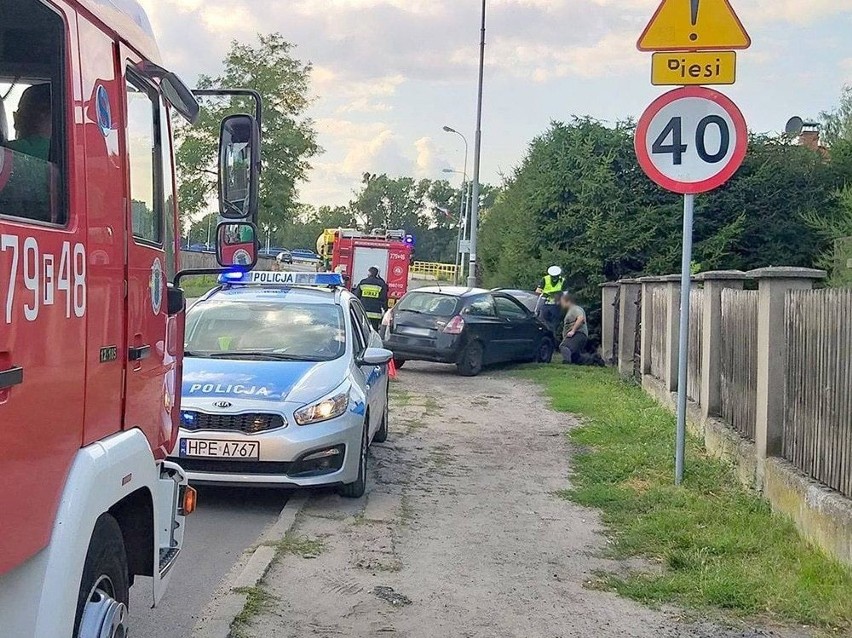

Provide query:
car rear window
left=396, top=292, right=461, bottom=316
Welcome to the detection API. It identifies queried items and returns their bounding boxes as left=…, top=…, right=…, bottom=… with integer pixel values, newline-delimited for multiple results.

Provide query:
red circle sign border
left=635, top=86, right=748, bottom=195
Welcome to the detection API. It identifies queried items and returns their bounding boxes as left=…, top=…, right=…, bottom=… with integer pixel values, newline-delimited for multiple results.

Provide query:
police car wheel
left=339, top=421, right=368, bottom=499
left=373, top=392, right=389, bottom=443
left=74, top=515, right=129, bottom=638
left=457, top=341, right=484, bottom=377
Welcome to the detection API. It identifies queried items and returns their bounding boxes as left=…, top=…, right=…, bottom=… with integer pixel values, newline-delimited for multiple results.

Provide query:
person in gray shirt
left=559, top=294, right=588, bottom=364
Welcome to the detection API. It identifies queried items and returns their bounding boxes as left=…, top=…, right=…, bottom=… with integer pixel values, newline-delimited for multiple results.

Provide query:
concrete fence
left=603, top=267, right=852, bottom=567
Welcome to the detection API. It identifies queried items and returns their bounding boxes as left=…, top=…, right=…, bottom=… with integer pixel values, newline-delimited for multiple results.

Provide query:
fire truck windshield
left=0, top=0, right=66, bottom=225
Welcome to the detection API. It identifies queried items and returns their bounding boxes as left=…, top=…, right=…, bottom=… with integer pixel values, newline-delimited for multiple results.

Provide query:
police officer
left=535, top=266, right=568, bottom=334
left=355, top=267, right=389, bottom=330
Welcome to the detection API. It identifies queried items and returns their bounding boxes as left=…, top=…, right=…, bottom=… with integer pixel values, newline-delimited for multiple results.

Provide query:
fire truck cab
left=322, top=228, right=414, bottom=306
left=0, top=1, right=260, bottom=636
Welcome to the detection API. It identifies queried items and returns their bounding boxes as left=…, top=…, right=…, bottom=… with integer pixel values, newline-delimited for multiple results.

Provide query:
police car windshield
left=185, top=300, right=346, bottom=361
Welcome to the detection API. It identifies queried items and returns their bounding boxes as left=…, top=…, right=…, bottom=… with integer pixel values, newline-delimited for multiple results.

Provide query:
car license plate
left=180, top=439, right=260, bottom=459
left=399, top=327, right=432, bottom=337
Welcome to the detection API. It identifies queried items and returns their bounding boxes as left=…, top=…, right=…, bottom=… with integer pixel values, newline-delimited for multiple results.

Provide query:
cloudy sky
left=137, top=0, right=852, bottom=206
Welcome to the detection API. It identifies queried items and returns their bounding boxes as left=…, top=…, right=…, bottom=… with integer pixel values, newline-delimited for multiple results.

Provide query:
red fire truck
left=327, top=229, right=414, bottom=305
left=0, top=1, right=260, bottom=636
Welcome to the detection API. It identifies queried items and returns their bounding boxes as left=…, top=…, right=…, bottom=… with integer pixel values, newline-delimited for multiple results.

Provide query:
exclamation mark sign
left=689, top=0, right=700, bottom=41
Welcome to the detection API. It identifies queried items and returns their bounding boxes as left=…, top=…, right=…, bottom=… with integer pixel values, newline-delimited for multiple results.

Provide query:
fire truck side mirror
left=218, top=114, right=260, bottom=222
left=216, top=222, right=258, bottom=270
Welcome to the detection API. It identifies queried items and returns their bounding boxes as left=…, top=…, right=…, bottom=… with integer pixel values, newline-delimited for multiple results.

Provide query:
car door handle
left=0, top=366, right=23, bottom=390
left=128, top=345, right=152, bottom=362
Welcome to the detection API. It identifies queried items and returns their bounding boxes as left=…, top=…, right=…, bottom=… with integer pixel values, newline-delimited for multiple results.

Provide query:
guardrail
left=410, top=262, right=458, bottom=281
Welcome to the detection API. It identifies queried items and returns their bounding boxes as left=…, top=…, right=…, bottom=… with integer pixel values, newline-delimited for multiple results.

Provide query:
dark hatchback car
left=384, top=287, right=555, bottom=376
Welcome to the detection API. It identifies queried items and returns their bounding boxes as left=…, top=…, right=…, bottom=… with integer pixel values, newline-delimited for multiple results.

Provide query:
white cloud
left=464, top=31, right=643, bottom=81
left=742, top=0, right=852, bottom=25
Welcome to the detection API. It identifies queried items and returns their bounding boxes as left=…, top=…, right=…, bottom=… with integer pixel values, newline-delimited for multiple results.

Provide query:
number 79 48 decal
left=635, top=86, right=748, bottom=195
left=0, top=234, right=87, bottom=324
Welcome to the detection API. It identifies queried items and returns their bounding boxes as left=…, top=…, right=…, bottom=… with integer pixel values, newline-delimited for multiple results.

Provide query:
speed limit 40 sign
left=635, top=86, right=747, bottom=194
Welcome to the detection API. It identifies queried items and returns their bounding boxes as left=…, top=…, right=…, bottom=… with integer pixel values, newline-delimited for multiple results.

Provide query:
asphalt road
left=131, top=486, right=289, bottom=638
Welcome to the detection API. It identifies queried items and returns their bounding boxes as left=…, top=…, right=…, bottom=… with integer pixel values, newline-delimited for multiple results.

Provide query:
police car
left=170, top=272, right=393, bottom=498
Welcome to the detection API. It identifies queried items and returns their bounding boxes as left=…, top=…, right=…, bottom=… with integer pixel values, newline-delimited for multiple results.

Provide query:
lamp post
left=443, top=126, right=469, bottom=285
left=443, top=167, right=468, bottom=285
left=468, top=0, right=487, bottom=288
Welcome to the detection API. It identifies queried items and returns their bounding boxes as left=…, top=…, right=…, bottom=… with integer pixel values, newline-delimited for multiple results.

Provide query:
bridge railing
left=410, top=262, right=458, bottom=281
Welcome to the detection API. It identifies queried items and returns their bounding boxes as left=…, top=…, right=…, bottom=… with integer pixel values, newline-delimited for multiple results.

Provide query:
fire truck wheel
left=74, top=514, right=130, bottom=638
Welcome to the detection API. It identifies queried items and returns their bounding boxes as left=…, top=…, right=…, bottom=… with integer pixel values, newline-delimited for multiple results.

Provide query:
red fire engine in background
left=321, top=229, right=414, bottom=305
left=0, top=1, right=261, bottom=636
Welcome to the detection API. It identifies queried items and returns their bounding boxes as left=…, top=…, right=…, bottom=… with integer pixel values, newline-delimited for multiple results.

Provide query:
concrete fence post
left=639, top=277, right=661, bottom=376
left=748, top=267, right=827, bottom=484
left=600, top=283, right=620, bottom=365
left=695, top=270, right=748, bottom=419
left=661, top=274, right=682, bottom=392
left=617, top=279, right=641, bottom=379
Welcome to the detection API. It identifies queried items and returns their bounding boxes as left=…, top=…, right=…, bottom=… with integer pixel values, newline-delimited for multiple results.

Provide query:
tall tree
left=480, top=118, right=842, bottom=342
left=821, top=85, right=852, bottom=146
left=175, top=34, right=320, bottom=231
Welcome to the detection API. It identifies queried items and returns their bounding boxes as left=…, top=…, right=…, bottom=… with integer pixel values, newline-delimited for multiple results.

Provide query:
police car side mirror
left=216, top=222, right=259, bottom=270
left=359, top=348, right=393, bottom=367
left=218, top=114, right=260, bottom=222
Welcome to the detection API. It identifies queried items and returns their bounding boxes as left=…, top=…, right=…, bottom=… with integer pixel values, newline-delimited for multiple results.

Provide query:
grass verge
left=518, top=364, right=852, bottom=631
left=230, top=586, right=276, bottom=638
left=180, top=274, right=219, bottom=299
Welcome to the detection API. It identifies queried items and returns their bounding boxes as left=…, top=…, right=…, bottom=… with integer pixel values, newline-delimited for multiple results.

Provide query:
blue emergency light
left=218, top=271, right=345, bottom=287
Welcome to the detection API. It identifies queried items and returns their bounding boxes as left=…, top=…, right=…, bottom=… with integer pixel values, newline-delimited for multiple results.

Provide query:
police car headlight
left=295, top=392, right=350, bottom=425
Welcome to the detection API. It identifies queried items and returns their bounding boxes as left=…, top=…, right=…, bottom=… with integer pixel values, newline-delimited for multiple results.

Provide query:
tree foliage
left=176, top=33, right=319, bottom=232
left=821, top=85, right=852, bottom=146
left=480, top=117, right=848, bottom=340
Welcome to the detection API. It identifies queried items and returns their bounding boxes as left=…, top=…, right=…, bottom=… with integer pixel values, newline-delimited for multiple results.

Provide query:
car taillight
left=443, top=315, right=465, bottom=335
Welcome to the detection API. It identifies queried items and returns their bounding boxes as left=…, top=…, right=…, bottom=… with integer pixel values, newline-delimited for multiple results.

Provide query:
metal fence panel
left=687, top=288, right=704, bottom=403
left=784, top=289, right=852, bottom=498
left=650, top=287, right=667, bottom=381
left=720, top=290, right=759, bottom=441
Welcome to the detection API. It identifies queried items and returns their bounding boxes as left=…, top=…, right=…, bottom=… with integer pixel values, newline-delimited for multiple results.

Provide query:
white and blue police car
left=170, top=272, right=393, bottom=498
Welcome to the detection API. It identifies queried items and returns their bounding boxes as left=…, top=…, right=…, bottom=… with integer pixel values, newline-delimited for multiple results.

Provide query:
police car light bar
left=218, top=271, right=345, bottom=287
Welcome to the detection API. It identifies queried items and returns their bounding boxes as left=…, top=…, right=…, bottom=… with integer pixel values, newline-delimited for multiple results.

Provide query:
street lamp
left=443, top=127, right=470, bottom=285
left=442, top=168, right=469, bottom=285
left=468, top=0, right=487, bottom=288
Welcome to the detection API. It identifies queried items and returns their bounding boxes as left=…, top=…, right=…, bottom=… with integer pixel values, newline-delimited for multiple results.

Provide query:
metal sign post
left=675, top=193, right=694, bottom=484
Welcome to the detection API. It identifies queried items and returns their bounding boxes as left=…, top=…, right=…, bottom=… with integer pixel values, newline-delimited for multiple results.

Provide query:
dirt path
left=243, top=362, right=793, bottom=638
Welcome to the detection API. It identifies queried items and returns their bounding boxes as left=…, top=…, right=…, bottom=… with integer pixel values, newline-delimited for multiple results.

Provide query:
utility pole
left=468, top=0, right=486, bottom=288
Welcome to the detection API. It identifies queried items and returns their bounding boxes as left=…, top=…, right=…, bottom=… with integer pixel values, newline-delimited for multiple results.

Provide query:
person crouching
left=559, top=294, right=588, bottom=364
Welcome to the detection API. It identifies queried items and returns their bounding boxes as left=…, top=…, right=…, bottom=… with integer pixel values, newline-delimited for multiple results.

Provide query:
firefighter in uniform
left=535, top=266, right=568, bottom=334
left=355, top=267, right=389, bottom=330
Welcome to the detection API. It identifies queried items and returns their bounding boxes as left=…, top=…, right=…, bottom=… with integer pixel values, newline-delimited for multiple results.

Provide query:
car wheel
left=536, top=338, right=555, bottom=363
left=373, top=391, right=389, bottom=443
left=457, top=340, right=484, bottom=377
left=339, top=421, right=368, bottom=498
left=393, top=358, right=406, bottom=369
left=74, top=514, right=129, bottom=638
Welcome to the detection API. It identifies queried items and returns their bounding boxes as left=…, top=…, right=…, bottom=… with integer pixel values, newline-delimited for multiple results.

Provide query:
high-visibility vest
left=359, top=284, right=382, bottom=299
left=541, top=275, right=564, bottom=300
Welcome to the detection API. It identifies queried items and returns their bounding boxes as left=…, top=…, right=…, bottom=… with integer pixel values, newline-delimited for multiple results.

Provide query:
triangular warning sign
left=638, top=0, right=751, bottom=52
